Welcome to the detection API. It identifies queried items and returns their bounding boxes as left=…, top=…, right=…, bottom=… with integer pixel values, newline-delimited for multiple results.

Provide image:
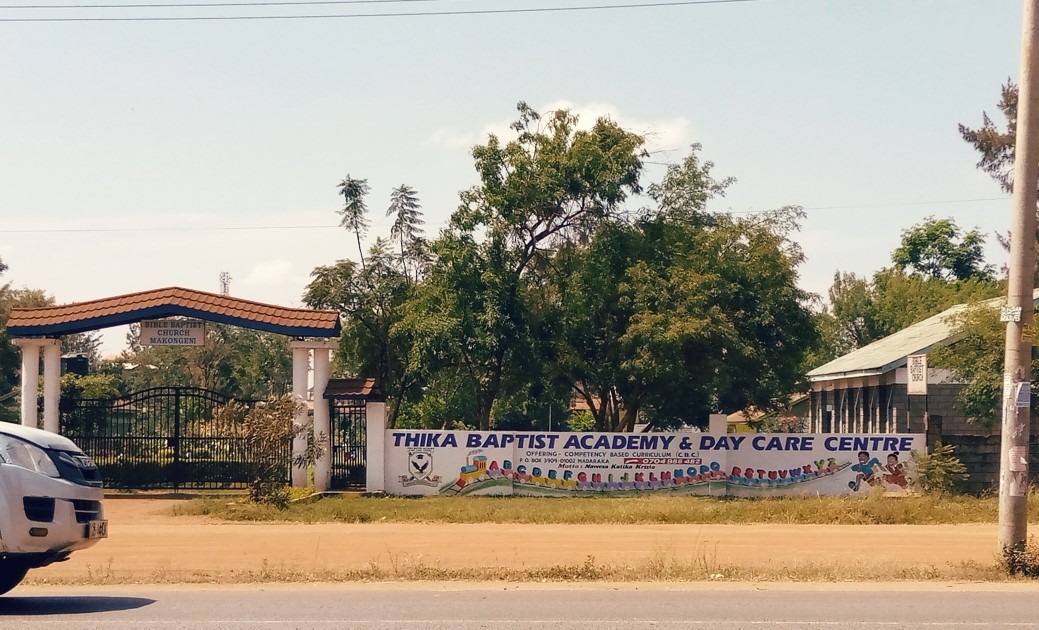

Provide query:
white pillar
left=312, top=346, right=331, bottom=493
left=14, top=340, right=41, bottom=428
left=365, top=400, right=386, bottom=493
left=708, top=413, right=727, bottom=434
left=290, top=345, right=310, bottom=487
left=42, top=339, right=62, bottom=434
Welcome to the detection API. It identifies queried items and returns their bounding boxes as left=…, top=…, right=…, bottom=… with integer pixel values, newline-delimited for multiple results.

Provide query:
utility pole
left=999, top=0, right=1039, bottom=567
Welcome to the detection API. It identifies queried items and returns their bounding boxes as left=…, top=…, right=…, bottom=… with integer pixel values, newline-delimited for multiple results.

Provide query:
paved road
left=3, top=584, right=1039, bottom=629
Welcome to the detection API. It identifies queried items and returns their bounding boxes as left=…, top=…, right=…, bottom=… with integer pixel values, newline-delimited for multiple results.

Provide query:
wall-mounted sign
left=907, top=354, right=927, bottom=396
left=140, top=319, right=206, bottom=346
left=383, top=430, right=925, bottom=498
left=1001, top=305, right=1023, bottom=322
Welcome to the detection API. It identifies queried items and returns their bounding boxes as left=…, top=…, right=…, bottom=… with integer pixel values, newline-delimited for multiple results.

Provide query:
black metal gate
left=61, top=387, right=283, bottom=490
left=329, top=399, right=366, bottom=489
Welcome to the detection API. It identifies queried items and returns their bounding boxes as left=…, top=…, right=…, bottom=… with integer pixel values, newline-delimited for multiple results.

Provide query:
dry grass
left=169, top=491, right=1039, bottom=526
left=24, top=553, right=1016, bottom=587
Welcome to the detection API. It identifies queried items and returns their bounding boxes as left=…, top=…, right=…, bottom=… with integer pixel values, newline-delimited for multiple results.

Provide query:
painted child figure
left=882, top=452, right=910, bottom=489
left=848, top=450, right=882, bottom=491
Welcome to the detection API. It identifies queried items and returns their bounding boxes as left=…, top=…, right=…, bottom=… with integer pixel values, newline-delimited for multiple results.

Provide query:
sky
left=0, top=0, right=1025, bottom=356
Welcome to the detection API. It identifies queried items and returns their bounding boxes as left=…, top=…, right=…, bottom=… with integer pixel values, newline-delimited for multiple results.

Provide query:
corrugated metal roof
left=807, top=291, right=1038, bottom=382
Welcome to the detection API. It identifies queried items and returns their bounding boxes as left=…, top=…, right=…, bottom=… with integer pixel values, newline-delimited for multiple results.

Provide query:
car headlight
left=0, top=433, right=61, bottom=478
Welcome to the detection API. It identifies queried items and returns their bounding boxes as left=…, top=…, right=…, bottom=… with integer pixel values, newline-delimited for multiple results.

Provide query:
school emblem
left=400, top=449, right=441, bottom=488
left=409, top=451, right=432, bottom=479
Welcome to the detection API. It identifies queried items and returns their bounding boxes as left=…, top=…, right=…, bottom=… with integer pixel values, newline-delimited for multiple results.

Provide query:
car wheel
left=0, top=559, right=29, bottom=596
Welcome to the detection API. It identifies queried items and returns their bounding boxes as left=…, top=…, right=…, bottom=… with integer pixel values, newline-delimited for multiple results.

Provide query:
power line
left=729, top=196, right=1010, bottom=215
left=4, top=0, right=448, bottom=10
left=801, top=196, right=1010, bottom=212
left=0, top=197, right=1012, bottom=234
left=0, top=0, right=764, bottom=22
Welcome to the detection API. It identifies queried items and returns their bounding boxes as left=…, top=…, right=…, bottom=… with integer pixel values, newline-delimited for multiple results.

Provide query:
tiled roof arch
left=6, top=287, right=341, bottom=338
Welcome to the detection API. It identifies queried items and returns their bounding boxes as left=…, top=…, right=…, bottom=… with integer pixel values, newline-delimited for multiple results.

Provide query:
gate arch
left=8, top=286, right=342, bottom=490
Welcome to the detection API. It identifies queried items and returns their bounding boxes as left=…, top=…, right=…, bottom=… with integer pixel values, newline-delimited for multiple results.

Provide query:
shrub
left=911, top=441, right=968, bottom=496
left=214, top=395, right=320, bottom=507
left=1000, top=536, right=1039, bottom=577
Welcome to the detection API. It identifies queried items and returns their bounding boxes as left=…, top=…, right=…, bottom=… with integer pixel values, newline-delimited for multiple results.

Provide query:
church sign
left=140, top=319, right=206, bottom=346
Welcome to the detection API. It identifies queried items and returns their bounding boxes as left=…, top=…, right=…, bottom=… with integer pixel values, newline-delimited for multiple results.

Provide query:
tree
left=543, top=147, right=815, bottom=431
left=337, top=175, right=371, bottom=269
left=305, top=241, right=419, bottom=428
left=929, top=305, right=1007, bottom=431
left=386, top=184, right=425, bottom=285
left=813, top=217, right=1003, bottom=363
left=212, top=395, right=311, bottom=506
left=959, top=80, right=1039, bottom=264
left=959, top=80, right=1018, bottom=196
left=0, top=277, right=105, bottom=422
left=824, top=271, right=878, bottom=352
left=120, top=323, right=291, bottom=399
left=646, top=143, right=735, bottom=224
left=551, top=207, right=818, bottom=431
left=0, top=257, right=15, bottom=423
left=891, top=217, right=994, bottom=282
left=402, top=102, right=647, bottom=430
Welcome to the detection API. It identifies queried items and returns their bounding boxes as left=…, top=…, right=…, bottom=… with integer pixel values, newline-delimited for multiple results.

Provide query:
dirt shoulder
left=24, top=497, right=1014, bottom=584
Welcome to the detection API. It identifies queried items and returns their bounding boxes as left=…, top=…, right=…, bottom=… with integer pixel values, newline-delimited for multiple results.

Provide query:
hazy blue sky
left=0, top=0, right=1024, bottom=354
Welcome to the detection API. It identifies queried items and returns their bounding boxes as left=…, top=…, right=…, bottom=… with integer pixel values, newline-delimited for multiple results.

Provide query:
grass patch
left=25, top=553, right=1018, bottom=587
left=168, top=491, right=1039, bottom=525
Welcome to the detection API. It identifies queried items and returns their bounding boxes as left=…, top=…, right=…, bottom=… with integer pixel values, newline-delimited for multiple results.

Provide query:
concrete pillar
left=14, top=340, right=41, bottom=428
left=365, top=400, right=386, bottom=493
left=42, top=340, right=62, bottom=433
left=708, top=413, right=727, bottom=434
left=312, top=347, right=331, bottom=493
left=290, top=345, right=310, bottom=487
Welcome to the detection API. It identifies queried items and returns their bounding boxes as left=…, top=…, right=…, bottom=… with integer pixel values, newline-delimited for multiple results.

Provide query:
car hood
left=0, top=422, right=84, bottom=452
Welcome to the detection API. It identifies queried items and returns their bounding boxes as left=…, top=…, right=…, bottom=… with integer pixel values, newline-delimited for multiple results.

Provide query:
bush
left=912, top=441, right=968, bottom=496
left=1000, top=536, right=1039, bottom=577
left=214, top=395, right=320, bottom=507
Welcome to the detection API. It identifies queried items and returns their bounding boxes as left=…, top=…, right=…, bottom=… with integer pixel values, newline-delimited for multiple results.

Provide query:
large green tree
left=891, top=217, right=994, bottom=282
left=552, top=205, right=818, bottom=431
left=402, top=103, right=647, bottom=430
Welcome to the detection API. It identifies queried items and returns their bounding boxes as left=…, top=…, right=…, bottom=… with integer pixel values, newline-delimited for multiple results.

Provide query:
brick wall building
left=806, top=296, right=1039, bottom=494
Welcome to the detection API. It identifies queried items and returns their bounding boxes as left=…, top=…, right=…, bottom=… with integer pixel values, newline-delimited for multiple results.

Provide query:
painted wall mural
left=385, top=431, right=925, bottom=497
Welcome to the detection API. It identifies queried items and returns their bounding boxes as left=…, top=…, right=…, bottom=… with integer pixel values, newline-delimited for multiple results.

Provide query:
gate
left=329, top=399, right=366, bottom=489
left=61, top=386, right=284, bottom=490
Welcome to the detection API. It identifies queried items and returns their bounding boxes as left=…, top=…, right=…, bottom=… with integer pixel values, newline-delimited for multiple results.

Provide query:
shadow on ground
left=0, top=595, right=154, bottom=615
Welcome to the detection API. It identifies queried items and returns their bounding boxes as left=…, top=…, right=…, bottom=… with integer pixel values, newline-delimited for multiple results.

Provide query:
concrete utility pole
left=1000, top=0, right=1039, bottom=565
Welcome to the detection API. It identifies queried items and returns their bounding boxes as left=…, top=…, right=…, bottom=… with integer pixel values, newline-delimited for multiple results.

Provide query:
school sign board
left=385, top=430, right=924, bottom=498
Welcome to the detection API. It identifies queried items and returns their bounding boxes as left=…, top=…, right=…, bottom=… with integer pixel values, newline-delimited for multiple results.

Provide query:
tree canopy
left=812, top=215, right=1003, bottom=367
left=891, top=217, right=994, bottom=282
left=311, top=102, right=820, bottom=431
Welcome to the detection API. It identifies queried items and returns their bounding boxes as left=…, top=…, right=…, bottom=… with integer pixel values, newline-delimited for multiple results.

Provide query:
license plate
left=86, top=520, right=108, bottom=539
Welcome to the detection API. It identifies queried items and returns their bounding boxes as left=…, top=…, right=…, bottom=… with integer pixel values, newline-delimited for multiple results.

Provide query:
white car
left=0, top=421, right=107, bottom=595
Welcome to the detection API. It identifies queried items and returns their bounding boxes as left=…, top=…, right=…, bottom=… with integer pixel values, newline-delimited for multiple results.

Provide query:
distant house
left=727, top=394, right=810, bottom=433
left=805, top=292, right=1039, bottom=493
